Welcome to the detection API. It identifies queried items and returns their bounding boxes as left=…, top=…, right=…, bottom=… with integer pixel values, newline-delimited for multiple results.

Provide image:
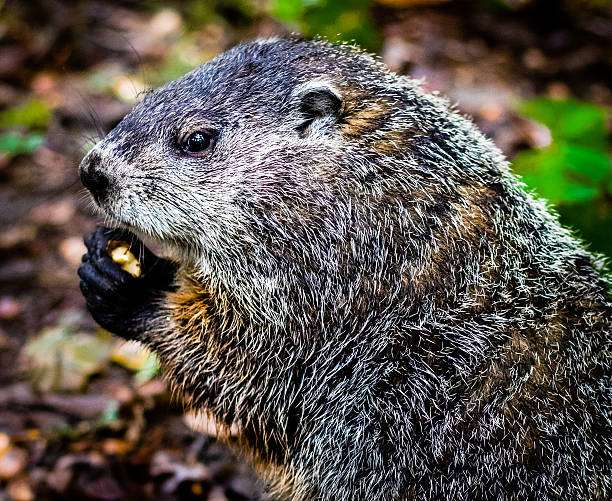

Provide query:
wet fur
left=79, top=38, right=611, bottom=500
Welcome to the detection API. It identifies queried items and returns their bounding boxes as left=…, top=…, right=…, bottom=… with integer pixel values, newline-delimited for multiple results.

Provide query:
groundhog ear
left=295, top=83, right=342, bottom=134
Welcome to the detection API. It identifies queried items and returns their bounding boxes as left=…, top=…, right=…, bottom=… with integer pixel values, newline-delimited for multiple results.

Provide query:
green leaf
left=559, top=144, right=611, bottom=183
left=100, top=401, right=120, bottom=424
left=273, top=0, right=305, bottom=21
left=271, top=0, right=379, bottom=51
left=515, top=96, right=612, bottom=208
left=304, top=0, right=378, bottom=50
left=0, top=100, right=51, bottom=130
left=0, top=132, right=44, bottom=156
left=519, top=98, right=609, bottom=152
left=134, top=352, right=160, bottom=383
left=158, top=53, right=198, bottom=85
left=512, top=147, right=599, bottom=204
left=558, top=201, right=612, bottom=259
left=111, top=340, right=159, bottom=383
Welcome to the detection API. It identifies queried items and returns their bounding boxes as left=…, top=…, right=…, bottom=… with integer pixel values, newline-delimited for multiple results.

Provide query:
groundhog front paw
left=78, top=226, right=177, bottom=340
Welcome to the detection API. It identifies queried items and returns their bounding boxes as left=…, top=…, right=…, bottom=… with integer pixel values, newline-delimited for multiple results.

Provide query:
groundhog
left=77, top=37, right=611, bottom=500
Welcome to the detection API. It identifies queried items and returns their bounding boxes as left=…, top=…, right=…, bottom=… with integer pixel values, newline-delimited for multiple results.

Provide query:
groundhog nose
left=81, top=168, right=109, bottom=200
left=80, top=152, right=110, bottom=202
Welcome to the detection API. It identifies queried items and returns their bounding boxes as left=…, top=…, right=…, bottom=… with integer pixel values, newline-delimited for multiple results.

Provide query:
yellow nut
left=107, top=241, right=141, bottom=277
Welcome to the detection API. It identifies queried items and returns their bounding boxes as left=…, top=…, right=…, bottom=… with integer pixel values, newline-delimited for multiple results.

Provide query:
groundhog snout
left=80, top=149, right=111, bottom=203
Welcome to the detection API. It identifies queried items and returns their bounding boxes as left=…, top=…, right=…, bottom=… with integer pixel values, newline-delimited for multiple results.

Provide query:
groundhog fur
left=78, top=37, right=611, bottom=500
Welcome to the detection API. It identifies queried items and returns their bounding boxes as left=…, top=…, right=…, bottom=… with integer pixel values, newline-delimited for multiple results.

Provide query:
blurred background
left=0, top=0, right=610, bottom=500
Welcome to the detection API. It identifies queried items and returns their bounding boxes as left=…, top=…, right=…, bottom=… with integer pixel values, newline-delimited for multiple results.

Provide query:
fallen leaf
left=59, top=236, right=87, bottom=267
left=29, top=199, right=76, bottom=226
left=0, top=445, right=27, bottom=479
left=8, top=477, right=35, bottom=501
left=111, top=340, right=152, bottom=371
left=0, top=225, right=37, bottom=250
left=0, top=296, right=21, bottom=319
left=42, top=394, right=116, bottom=420
left=148, top=8, right=183, bottom=37
left=102, top=438, right=132, bottom=455
left=111, top=75, right=147, bottom=103
left=151, top=450, right=210, bottom=494
left=0, top=433, right=9, bottom=454
left=20, top=311, right=114, bottom=392
left=112, top=340, right=159, bottom=382
left=136, top=379, right=166, bottom=398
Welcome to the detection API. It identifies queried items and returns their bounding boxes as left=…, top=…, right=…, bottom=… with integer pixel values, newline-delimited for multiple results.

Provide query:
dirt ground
left=1, top=1, right=610, bottom=500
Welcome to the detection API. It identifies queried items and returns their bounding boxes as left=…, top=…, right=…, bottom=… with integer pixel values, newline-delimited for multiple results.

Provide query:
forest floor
left=0, top=1, right=610, bottom=500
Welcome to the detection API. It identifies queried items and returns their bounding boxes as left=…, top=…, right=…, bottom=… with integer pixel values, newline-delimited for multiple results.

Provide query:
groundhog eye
left=183, top=131, right=212, bottom=154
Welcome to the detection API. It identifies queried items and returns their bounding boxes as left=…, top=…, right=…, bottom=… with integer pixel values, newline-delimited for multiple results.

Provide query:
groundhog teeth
left=107, top=241, right=141, bottom=277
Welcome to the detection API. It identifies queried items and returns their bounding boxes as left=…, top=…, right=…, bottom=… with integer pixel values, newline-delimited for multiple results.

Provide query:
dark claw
left=95, top=255, right=134, bottom=285
left=78, top=261, right=115, bottom=293
left=84, top=227, right=119, bottom=258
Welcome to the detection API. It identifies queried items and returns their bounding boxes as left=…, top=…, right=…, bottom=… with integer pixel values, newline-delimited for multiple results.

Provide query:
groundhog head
left=80, top=37, right=505, bottom=324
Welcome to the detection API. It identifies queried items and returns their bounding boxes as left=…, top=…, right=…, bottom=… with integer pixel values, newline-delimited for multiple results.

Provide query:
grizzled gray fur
left=78, top=37, right=611, bottom=500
